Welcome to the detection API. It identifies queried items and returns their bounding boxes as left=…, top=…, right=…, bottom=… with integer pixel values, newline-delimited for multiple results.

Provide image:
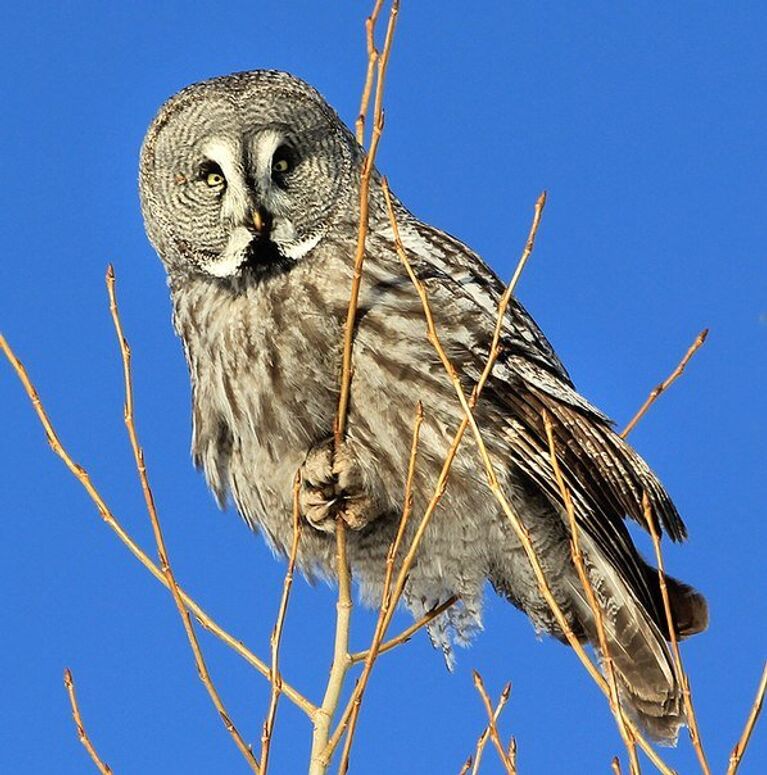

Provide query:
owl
left=139, top=70, right=707, bottom=743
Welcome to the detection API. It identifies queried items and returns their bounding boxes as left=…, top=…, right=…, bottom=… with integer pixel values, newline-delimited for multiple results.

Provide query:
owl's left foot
left=300, top=439, right=372, bottom=533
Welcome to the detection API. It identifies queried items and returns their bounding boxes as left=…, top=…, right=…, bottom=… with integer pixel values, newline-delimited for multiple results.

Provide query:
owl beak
left=251, top=208, right=272, bottom=238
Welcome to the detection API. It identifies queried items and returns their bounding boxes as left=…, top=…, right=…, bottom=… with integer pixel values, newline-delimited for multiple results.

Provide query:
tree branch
left=107, top=267, right=259, bottom=772
left=63, top=668, right=113, bottom=775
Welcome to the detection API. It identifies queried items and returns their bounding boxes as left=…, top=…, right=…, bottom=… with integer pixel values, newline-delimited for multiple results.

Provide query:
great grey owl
left=139, top=70, right=707, bottom=743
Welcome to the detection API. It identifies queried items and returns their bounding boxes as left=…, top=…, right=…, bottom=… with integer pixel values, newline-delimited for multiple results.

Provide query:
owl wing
left=409, top=221, right=573, bottom=386
left=398, top=220, right=687, bottom=624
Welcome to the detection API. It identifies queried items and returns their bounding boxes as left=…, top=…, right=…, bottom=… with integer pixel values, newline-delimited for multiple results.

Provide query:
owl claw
left=300, top=439, right=372, bottom=532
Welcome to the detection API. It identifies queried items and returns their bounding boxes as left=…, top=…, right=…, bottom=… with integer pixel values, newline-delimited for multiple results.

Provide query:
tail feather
left=570, top=534, right=706, bottom=744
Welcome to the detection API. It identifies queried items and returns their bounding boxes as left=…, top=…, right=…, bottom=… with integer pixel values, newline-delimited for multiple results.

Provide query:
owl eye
left=200, top=161, right=226, bottom=190
left=271, top=146, right=294, bottom=177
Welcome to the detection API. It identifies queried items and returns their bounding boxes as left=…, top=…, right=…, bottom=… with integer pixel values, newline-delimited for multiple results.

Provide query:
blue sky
left=1, top=2, right=765, bottom=773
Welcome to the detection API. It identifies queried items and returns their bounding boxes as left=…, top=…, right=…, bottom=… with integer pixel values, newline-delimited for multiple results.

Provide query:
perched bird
left=139, top=70, right=707, bottom=742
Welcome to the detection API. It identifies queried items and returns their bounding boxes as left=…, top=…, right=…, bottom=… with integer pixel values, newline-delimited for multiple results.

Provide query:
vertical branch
left=63, top=669, right=112, bottom=775
left=335, top=0, right=399, bottom=445
left=641, top=494, right=710, bottom=775
left=259, top=473, right=303, bottom=775
left=543, top=412, right=640, bottom=775
left=336, top=403, right=427, bottom=772
left=312, top=5, right=399, bottom=774
left=726, top=662, right=767, bottom=775
left=106, top=267, right=259, bottom=773
left=309, top=520, right=353, bottom=775
left=355, top=0, right=387, bottom=145
left=620, top=330, right=708, bottom=438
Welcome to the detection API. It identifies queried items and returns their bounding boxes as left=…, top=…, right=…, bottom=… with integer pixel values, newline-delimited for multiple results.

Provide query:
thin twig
left=106, top=267, right=258, bottom=772
left=355, top=0, right=387, bottom=145
left=641, top=493, right=710, bottom=775
left=336, top=403, right=432, bottom=773
left=382, top=185, right=676, bottom=775
left=621, top=330, right=708, bottom=438
left=259, top=473, right=303, bottom=775
left=458, top=758, right=473, bottom=775
left=335, top=0, right=399, bottom=446
left=348, top=595, right=457, bottom=663
left=0, top=334, right=317, bottom=720
left=544, top=412, right=640, bottom=775
left=612, top=757, right=624, bottom=775
left=472, top=672, right=515, bottom=774
left=63, top=669, right=113, bottom=775
left=726, top=661, right=767, bottom=775
left=471, top=682, right=512, bottom=775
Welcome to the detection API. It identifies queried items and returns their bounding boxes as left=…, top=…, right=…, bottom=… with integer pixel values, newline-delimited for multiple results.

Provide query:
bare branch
left=641, top=493, right=710, bottom=774
left=336, top=402, right=428, bottom=771
left=107, top=267, right=259, bottom=772
left=335, top=0, right=399, bottom=446
left=348, top=595, right=458, bottom=664
left=727, top=661, right=767, bottom=775
left=63, top=669, right=113, bottom=775
left=0, top=333, right=317, bottom=719
left=382, top=185, right=676, bottom=775
left=355, top=0, right=387, bottom=145
left=259, top=473, right=303, bottom=774
left=621, top=329, right=708, bottom=438
left=543, top=411, right=640, bottom=774
left=472, top=672, right=515, bottom=774
left=309, top=520, right=353, bottom=775
left=470, top=682, right=512, bottom=775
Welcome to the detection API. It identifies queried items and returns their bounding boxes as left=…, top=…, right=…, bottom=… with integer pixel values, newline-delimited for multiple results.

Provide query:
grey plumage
left=139, top=70, right=707, bottom=743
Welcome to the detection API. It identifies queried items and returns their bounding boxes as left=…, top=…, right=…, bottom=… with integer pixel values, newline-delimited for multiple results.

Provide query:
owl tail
left=570, top=534, right=708, bottom=744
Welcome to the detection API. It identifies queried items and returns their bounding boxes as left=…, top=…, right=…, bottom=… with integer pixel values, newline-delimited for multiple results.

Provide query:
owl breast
left=172, top=254, right=347, bottom=559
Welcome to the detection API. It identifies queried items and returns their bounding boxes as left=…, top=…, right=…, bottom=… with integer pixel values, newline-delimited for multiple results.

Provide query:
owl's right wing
left=384, top=217, right=687, bottom=632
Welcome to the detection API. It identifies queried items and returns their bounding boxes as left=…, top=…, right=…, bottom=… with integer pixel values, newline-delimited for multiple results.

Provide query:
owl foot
left=300, top=439, right=372, bottom=533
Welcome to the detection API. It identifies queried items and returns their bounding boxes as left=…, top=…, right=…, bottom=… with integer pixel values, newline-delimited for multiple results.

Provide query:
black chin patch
left=243, top=237, right=295, bottom=279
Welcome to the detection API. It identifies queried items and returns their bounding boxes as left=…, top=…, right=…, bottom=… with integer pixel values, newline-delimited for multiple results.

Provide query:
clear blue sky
left=1, top=2, right=765, bottom=773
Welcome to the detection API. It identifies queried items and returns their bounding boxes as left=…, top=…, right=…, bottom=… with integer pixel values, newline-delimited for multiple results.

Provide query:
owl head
left=139, top=70, right=359, bottom=280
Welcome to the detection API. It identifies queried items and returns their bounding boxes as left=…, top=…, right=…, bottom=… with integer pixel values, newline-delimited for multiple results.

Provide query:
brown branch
left=472, top=672, right=515, bottom=775
left=621, top=329, right=708, bottom=438
left=106, top=267, right=259, bottom=772
left=355, top=0, right=387, bottom=145
left=0, top=334, right=317, bottom=720
left=726, top=661, right=767, bottom=775
left=336, top=402, right=428, bottom=772
left=63, top=668, right=113, bottom=775
left=335, top=0, right=399, bottom=446
left=470, top=681, right=512, bottom=775
left=259, top=473, right=303, bottom=774
left=543, top=411, right=640, bottom=775
left=309, top=520, right=353, bottom=775
left=641, top=493, right=710, bottom=775
left=348, top=595, right=458, bottom=664
left=612, top=757, right=624, bottom=775
left=382, top=185, right=676, bottom=775
left=458, top=757, right=473, bottom=775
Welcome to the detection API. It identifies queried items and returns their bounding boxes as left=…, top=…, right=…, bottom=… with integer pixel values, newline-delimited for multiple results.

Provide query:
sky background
left=1, top=2, right=765, bottom=773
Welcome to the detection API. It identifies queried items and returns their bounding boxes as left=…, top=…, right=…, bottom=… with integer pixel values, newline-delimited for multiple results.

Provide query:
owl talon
left=300, top=439, right=372, bottom=532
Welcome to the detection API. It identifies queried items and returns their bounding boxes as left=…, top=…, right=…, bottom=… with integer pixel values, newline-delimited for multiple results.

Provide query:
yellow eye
left=273, top=158, right=290, bottom=173
left=206, top=171, right=225, bottom=188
